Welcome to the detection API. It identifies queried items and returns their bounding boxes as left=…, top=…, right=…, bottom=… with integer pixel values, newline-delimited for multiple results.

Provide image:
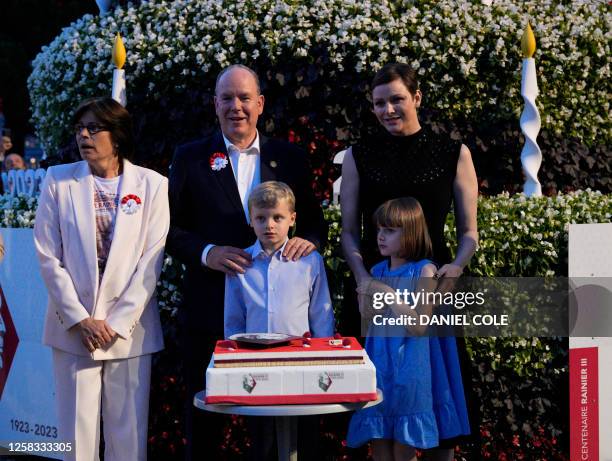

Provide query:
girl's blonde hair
left=373, top=197, right=432, bottom=260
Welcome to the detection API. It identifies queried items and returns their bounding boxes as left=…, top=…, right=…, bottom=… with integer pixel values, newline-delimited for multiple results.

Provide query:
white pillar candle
left=519, top=23, right=542, bottom=197
left=520, top=57, right=542, bottom=197
left=112, top=68, right=127, bottom=106
left=111, top=33, right=127, bottom=106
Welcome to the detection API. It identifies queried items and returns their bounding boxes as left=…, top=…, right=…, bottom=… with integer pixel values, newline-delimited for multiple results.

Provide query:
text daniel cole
left=372, top=313, right=509, bottom=327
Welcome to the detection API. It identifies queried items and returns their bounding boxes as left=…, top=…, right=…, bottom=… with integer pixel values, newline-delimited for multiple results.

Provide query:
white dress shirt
left=224, top=239, right=334, bottom=339
left=224, top=132, right=261, bottom=221
left=201, top=131, right=261, bottom=266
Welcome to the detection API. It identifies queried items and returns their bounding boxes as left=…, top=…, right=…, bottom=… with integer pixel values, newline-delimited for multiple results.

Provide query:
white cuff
left=201, top=244, right=215, bottom=266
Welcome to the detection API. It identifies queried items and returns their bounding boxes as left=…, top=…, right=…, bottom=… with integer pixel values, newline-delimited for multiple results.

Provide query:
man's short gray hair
left=215, top=64, right=261, bottom=95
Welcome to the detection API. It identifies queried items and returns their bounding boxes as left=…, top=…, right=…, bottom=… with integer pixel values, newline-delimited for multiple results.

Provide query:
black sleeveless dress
left=352, top=126, right=460, bottom=268
left=349, top=126, right=480, bottom=451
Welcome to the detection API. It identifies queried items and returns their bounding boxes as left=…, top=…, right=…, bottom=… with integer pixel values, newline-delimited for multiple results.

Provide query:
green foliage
left=447, top=190, right=612, bottom=277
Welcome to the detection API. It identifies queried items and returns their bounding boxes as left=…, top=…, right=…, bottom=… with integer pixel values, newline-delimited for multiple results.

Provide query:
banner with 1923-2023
left=0, top=228, right=62, bottom=459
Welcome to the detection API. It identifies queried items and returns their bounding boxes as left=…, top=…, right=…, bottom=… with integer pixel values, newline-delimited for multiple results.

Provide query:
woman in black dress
left=340, top=63, right=478, bottom=459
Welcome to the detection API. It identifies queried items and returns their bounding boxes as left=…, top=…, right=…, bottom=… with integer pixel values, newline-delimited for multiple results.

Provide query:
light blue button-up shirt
left=224, top=239, right=335, bottom=339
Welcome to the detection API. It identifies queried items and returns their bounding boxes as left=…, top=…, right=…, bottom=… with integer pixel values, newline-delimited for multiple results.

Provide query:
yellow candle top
left=521, top=23, right=536, bottom=58
left=112, top=33, right=126, bottom=69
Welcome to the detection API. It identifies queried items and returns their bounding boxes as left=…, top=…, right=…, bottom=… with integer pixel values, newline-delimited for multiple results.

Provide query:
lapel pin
left=209, top=152, right=229, bottom=171
left=120, top=194, right=142, bottom=214
left=270, top=160, right=277, bottom=168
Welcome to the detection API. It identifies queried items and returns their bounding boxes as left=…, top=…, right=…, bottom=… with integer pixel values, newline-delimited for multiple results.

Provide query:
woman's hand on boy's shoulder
left=282, top=237, right=316, bottom=261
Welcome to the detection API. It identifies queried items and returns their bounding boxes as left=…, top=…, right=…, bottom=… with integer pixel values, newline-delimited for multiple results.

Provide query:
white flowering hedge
left=321, top=190, right=612, bottom=282
left=449, top=190, right=612, bottom=276
left=7, top=190, right=611, bottom=312
left=0, top=195, right=37, bottom=228
left=8, top=189, right=611, bottom=288
left=29, top=0, right=610, bottom=156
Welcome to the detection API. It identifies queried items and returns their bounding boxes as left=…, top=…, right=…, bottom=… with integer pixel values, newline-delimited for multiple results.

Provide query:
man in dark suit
left=167, top=64, right=327, bottom=461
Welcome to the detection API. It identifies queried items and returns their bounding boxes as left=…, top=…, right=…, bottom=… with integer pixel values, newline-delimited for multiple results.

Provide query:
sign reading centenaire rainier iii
left=569, top=224, right=612, bottom=461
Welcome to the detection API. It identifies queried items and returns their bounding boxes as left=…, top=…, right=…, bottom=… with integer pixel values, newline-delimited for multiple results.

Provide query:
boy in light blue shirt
left=224, top=181, right=334, bottom=339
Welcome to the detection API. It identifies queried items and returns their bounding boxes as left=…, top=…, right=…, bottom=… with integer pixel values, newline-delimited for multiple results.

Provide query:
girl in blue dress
left=347, top=197, right=470, bottom=461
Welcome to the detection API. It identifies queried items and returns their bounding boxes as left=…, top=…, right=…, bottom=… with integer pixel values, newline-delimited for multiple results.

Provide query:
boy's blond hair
left=248, top=181, right=296, bottom=214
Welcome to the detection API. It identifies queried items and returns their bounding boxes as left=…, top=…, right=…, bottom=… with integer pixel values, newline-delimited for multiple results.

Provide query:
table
left=194, top=389, right=383, bottom=461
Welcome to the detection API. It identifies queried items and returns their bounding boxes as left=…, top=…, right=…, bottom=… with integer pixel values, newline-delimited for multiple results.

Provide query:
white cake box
left=205, top=355, right=377, bottom=405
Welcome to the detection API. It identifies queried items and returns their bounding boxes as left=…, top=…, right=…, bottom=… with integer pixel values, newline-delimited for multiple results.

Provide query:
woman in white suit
left=34, top=97, right=169, bottom=461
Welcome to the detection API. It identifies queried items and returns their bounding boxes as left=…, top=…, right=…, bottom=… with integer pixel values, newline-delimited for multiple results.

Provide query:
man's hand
left=282, top=237, right=316, bottom=261
left=207, top=246, right=252, bottom=275
left=77, top=318, right=116, bottom=352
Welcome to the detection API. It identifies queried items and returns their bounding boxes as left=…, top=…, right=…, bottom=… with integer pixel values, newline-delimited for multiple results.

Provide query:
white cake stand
left=194, top=389, right=383, bottom=461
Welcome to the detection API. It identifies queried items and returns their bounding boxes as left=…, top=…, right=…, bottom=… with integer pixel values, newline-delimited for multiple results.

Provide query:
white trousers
left=52, top=349, right=152, bottom=461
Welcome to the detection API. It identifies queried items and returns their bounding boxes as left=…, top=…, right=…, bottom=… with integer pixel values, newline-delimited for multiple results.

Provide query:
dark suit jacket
left=167, top=130, right=327, bottom=336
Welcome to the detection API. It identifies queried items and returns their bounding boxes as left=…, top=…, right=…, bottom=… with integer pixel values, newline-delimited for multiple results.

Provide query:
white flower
left=26, top=0, right=610, bottom=153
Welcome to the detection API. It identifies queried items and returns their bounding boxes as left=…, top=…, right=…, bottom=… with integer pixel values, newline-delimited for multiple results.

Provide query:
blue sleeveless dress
left=347, top=259, right=470, bottom=449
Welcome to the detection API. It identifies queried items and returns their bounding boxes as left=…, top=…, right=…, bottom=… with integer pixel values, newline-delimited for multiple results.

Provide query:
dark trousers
left=246, top=415, right=320, bottom=461
left=180, top=330, right=227, bottom=461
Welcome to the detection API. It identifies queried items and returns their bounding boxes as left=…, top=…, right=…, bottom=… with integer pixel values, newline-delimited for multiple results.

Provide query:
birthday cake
left=205, top=334, right=377, bottom=405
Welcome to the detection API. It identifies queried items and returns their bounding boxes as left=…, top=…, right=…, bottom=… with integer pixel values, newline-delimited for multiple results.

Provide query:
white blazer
left=34, top=160, right=168, bottom=360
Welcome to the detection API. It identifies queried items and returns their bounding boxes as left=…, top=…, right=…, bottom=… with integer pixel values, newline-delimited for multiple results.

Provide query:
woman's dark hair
left=72, top=97, right=135, bottom=162
left=373, top=196, right=432, bottom=261
left=371, top=62, right=419, bottom=96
